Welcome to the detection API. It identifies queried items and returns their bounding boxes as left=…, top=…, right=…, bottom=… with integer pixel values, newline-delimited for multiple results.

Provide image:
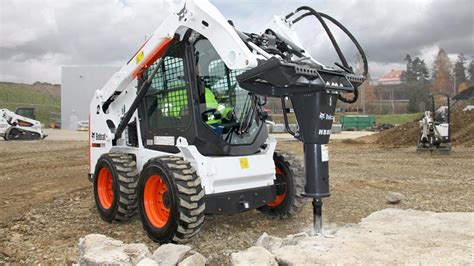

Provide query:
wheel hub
left=144, top=175, right=171, bottom=228
left=163, top=191, right=171, bottom=209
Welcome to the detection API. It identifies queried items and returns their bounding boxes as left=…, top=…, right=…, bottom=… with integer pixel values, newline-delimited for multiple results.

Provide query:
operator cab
left=137, top=34, right=268, bottom=156
left=15, top=107, right=36, bottom=120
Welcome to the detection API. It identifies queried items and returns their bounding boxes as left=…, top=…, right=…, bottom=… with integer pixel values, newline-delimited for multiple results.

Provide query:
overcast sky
left=0, top=0, right=473, bottom=84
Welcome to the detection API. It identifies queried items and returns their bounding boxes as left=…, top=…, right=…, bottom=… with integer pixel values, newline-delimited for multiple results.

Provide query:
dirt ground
left=0, top=137, right=473, bottom=264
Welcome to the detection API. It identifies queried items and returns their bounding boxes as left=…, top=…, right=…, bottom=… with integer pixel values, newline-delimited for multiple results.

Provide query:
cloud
left=0, top=0, right=473, bottom=83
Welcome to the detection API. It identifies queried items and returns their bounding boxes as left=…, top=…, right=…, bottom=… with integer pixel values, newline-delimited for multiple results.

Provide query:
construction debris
left=77, top=235, right=206, bottom=266
left=385, top=191, right=404, bottom=204
left=78, top=234, right=151, bottom=265
left=76, top=209, right=473, bottom=265
left=248, top=209, right=474, bottom=264
left=231, top=246, right=277, bottom=266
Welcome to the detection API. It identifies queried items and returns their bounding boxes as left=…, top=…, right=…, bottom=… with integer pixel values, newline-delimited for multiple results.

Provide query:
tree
left=359, top=74, right=376, bottom=114
left=405, top=54, right=429, bottom=83
left=407, top=85, right=430, bottom=113
left=412, top=57, right=430, bottom=82
left=453, top=53, right=467, bottom=91
left=353, top=53, right=376, bottom=114
left=432, top=48, right=453, bottom=95
left=404, top=54, right=416, bottom=82
left=468, top=59, right=474, bottom=85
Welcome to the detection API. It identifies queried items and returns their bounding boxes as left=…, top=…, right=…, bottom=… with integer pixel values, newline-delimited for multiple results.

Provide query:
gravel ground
left=0, top=139, right=473, bottom=264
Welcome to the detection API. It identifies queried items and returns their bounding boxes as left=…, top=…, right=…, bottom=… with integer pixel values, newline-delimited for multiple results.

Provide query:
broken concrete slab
left=78, top=234, right=151, bottom=265
left=266, top=209, right=474, bottom=264
left=231, top=246, right=277, bottom=266
left=178, top=252, right=206, bottom=266
left=152, top=244, right=191, bottom=266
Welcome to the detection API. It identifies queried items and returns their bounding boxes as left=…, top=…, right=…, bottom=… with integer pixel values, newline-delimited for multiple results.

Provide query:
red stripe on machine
left=132, top=37, right=173, bottom=79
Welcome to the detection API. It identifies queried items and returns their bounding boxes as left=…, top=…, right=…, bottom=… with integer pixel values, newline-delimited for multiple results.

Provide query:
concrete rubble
left=231, top=246, right=277, bottom=266
left=77, top=209, right=473, bottom=265
left=239, top=208, right=474, bottom=265
left=385, top=191, right=404, bottom=204
left=77, top=234, right=205, bottom=266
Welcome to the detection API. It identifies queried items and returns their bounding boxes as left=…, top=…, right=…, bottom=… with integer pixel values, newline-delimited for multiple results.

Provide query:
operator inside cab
left=197, top=59, right=235, bottom=135
left=203, top=88, right=233, bottom=126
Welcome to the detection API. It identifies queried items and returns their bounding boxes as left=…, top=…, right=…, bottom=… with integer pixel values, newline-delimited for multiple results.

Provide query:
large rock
left=178, top=252, right=206, bottom=266
left=255, top=233, right=283, bottom=252
left=268, top=209, right=474, bottom=264
left=78, top=234, right=128, bottom=265
left=124, top=243, right=152, bottom=264
left=231, top=246, right=277, bottom=266
left=281, top=232, right=309, bottom=246
left=78, top=234, right=151, bottom=265
left=137, top=258, right=159, bottom=266
left=152, top=244, right=191, bottom=266
left=272, top=240, right=331, bottom=265
left=385, top=191, right=404, bottom=204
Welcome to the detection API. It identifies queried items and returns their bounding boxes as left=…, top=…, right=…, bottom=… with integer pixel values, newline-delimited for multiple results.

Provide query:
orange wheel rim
left=97, top=167, right=114, bottom=209
left=267, top=166, right=287, bottom=207
left=144, top=175, right=171, bottom=228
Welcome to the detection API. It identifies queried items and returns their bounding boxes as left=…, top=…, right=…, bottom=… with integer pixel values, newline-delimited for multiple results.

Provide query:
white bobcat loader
left=0, top=108, right=47, bottom=140
left=417, top=93, right=451, bottom=154
left=88, top=0, right=367, bottom=242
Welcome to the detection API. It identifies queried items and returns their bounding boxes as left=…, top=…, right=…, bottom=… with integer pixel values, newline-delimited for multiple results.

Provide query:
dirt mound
left=31, top=82, right=61, bottom=98
left=372, top=111, right=474, bottom=147
left=0, top=81, right=60, bottom=99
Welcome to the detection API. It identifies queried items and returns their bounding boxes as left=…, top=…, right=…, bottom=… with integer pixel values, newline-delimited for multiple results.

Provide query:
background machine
left=0, top=108, right=47, bottom=141
left=88, top=0, right=367, bottom=242
left=417, top=93, right=451, bottom=153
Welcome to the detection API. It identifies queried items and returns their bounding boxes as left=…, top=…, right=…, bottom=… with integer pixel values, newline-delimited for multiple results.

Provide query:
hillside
left=0, top=82, right=61, bottom=124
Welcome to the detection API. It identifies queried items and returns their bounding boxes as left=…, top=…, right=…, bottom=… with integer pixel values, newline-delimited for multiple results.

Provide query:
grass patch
left=375, top=113, right=421, bottom=125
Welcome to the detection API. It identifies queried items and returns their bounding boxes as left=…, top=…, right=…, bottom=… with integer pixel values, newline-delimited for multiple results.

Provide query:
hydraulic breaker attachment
left=236, top=6, right=367, bottom=234
left=238, top=33, right=366, bottom=234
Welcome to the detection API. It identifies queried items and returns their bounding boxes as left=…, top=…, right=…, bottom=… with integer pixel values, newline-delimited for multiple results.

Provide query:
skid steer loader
left=417, top=93, right=451, bottom=154
left=0, top=108, right=47, bottom=140
left=89, top=0, right=367, bottom=243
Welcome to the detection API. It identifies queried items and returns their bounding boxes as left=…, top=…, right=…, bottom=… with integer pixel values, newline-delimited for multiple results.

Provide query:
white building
left=61, top=66, right=120, bottom=130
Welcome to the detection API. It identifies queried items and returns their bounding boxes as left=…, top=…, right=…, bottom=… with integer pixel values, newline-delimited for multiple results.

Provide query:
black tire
left=93, top=153, right=139, bottom=222
left=138, top=156, right=205, bottom=243
left=257, top=151, right=306, bottom=218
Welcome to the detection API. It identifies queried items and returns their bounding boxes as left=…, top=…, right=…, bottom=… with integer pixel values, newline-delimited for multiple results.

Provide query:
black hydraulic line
left=293, top=12, right=368, bottom=77
left=281, top=97, right=296, bottom=136
left=343, top=87, right=359, bottom=104
left=294, top=6, right=350, bottom=70
left=289, top=8, right=369, bottom=103
left=113, top=45, right=171, bottom=143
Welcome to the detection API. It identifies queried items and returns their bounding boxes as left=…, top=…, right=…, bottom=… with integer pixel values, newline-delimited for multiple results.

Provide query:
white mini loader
left=88, top=0, right=367, bottom=242
left=0, top=108, right=47, bottom=140
left=417, top=93, right=451, bottom=154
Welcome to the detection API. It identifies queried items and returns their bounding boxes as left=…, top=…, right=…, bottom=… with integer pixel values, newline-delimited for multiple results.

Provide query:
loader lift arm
left=97, top=0, right=258, bottom=116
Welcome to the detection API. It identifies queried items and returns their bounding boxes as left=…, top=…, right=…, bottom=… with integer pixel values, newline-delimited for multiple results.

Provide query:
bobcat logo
left=92, top=132, right=107, bottom=141
left=177, top=3, right=187, bottom=21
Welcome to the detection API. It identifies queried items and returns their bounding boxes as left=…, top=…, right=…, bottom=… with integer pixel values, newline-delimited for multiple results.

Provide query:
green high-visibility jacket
left=159, top=86, right=231, bottom=125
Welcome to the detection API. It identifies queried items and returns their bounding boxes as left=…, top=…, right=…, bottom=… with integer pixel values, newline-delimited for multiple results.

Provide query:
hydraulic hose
left=294, top=6, right=350, bottom=71
left=288, top=7, right=369, bottom=103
